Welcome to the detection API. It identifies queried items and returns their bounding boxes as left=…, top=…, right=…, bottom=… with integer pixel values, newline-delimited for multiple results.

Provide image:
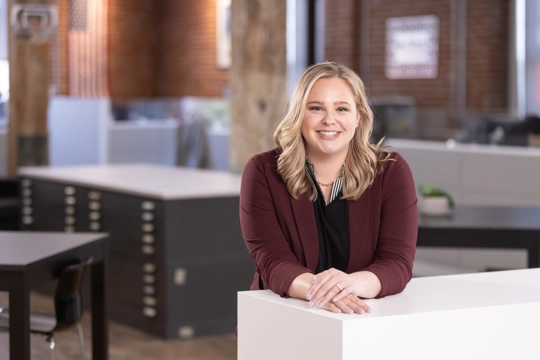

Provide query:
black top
left=305, top=159, right=350, bottom=272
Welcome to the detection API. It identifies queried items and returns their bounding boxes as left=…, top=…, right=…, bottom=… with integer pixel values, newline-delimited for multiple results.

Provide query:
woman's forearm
left=349, top=271, right=382, bottom=299
left=287, top=272, right=316, bottom=299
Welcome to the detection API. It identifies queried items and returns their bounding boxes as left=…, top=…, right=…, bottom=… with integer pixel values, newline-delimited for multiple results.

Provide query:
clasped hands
left=307, top=268, right=372, bottom=315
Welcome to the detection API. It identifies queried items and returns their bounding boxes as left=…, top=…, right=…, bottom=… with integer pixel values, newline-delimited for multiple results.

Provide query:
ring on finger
left=335, top=283, right=343, bottom=291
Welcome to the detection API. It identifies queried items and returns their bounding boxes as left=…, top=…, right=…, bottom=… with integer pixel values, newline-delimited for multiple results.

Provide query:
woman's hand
left=307, top=268, right=372, bottom=313
left=319, top=293, right=371, bottom=314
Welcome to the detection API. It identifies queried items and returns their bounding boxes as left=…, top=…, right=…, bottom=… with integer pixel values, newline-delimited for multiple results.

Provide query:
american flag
left=68, top=0, right=108, bottom=97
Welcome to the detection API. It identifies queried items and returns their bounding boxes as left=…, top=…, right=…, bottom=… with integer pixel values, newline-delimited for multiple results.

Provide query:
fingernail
left=335, top=308, right=341, bottom=313
left=358, top=308, right=364, bottom=314
left=307, top=294, right=312, bottom=301
left=366, top=307, right=372, bottom=313
left=308, top=301, right=313, bottom=308
left=347, top=309, right=353, bottom=314
left=332, top=297, right=338, bottom=303
left=317, top=301, right=324, bottom=308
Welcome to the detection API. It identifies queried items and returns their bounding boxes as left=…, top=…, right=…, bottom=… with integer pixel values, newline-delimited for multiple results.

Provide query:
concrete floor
left=0, top=291, right=237, bottom=360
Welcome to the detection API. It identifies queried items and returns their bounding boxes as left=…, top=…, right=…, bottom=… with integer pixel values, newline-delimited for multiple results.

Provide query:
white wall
left=0, top=0, right=7, bottom=60
left=48, top=97, right=110, bottom=166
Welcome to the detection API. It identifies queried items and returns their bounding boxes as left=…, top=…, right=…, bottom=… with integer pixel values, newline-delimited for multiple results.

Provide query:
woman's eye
left=337, top=107, right=348, bottom=112
left=310, top=106, right=322, bottom=111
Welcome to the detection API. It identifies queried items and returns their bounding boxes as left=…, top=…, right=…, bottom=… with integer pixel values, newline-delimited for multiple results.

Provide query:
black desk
left=418, top=206, right=540, bottom=268
left=0, top=231, right=109, bottom=360
left=18, top=165, right=253, bottom=338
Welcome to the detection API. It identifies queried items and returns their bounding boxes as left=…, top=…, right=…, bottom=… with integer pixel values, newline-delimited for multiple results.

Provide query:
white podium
left=238, top=269, right=540, bottom=360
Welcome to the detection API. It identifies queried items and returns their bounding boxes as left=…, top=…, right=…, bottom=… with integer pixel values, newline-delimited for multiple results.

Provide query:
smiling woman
left=239, top=61, right=418, bottom=318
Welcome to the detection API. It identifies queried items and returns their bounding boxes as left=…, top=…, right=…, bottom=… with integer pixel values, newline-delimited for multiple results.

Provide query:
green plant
left=418, top=184, right=455, bottom=208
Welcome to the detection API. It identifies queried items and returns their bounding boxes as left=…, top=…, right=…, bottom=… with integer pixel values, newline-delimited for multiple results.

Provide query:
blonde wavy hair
left=274, top=61, right=392, bottom=201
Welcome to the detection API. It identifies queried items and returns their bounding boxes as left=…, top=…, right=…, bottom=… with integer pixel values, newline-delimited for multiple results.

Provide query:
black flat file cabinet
left=18, top=165, right=254, bottom=339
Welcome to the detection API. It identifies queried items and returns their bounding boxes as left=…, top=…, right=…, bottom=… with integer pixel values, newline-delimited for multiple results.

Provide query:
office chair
left=0, top=257, right=94, bottom=360
left=0, top=179, right=19, bottom=231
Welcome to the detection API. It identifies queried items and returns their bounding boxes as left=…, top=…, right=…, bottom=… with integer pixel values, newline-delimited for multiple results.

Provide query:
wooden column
left=229, top=0, right=288, bottom=173
left=7, top=0, right=54, bottom=177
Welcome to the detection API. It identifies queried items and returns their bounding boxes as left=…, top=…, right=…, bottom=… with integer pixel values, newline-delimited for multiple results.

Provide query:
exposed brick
left=107, top=0, right=228, bottom=99
left=325, top=0, right=509, bottom=122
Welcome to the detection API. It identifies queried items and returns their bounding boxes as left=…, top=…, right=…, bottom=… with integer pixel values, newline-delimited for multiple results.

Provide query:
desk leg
left=9, top=273, right=30, bottom=360
left=528, top=238, right=540, bottom=268
left=91, top=261, right=108, bottom=360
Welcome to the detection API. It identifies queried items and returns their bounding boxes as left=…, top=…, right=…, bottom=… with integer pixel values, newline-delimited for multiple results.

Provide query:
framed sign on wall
left=385, top=15, right=439, bottom=79
left=216, top=0, right=231, bottom=69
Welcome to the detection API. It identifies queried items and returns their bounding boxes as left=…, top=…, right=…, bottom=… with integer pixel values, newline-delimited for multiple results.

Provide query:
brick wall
left=467, top=1, right=509, bottom=112
left=324, top=0, right=510, bottom=138
left=157, top=0, right=229, bottom=98
left=107, top=0, right=228, bottom=100
left=324, top=0, right=360, bottom=73
left=59, top=0, right=507, bottom=113
left=108, top=0, right=160, bottom=99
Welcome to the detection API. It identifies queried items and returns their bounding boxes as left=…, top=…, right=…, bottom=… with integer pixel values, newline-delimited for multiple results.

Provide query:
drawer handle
left=22, top=215, right=33, bottom=225
left=88, top=201, right=101, bottom=210
left=143, top=263, right=156, bottom=273
left=143, top=296, right=157, bottom=307
left=89, top=222, right=101, bottom=231
left=143, top=285, right=156, bottom=295
left=142, top=245, right=155, bottom=255
left=142, top=234, right=155, bottom=244
left=178, top=326, right=194, bottom=339
left=142, top=223, right=155, bottom=233
left=174, top=268, right=187, bottom=285
left=141, top=201, right=155, bottom=211
left=142, top=307, right=157, bottom=318
left=88, top=191, right=101, bottom=200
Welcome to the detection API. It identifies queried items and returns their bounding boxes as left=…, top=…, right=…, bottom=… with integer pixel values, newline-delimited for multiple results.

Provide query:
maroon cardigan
left=239, top=148, right=418, bottom=298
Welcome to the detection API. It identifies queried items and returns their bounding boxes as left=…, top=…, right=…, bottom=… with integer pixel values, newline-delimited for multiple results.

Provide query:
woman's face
left=301, top=77, right=360, bottom=161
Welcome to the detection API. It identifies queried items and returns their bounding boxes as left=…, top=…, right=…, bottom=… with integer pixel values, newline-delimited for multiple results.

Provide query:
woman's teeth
left=319, top=131, right=337, bottom=136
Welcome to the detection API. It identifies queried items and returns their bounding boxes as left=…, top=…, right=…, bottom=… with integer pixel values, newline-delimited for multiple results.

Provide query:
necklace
left=317, top=180, right=334, bottom=187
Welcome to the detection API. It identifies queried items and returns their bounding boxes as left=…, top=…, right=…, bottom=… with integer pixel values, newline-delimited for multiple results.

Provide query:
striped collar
left=305, top=158, right=344, bottom=205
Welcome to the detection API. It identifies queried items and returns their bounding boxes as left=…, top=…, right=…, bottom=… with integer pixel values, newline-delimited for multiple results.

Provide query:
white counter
left=238, top=269, right=540, bottom=360
left=385, top=138, right=540, bottom=207
left=18, top=164, right=241, bottom=200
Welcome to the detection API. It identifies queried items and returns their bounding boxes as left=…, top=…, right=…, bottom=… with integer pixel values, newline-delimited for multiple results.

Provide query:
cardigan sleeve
left=363, top=153, right=418, bottom=297
left=239, top=155, right=311, bottom=297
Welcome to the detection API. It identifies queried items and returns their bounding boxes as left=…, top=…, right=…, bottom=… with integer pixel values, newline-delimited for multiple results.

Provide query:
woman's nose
left=322, top=113, right=336, bottom=125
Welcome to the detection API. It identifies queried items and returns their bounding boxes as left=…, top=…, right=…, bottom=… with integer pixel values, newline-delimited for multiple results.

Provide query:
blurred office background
left=1, top=0, right=540, bottom=359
